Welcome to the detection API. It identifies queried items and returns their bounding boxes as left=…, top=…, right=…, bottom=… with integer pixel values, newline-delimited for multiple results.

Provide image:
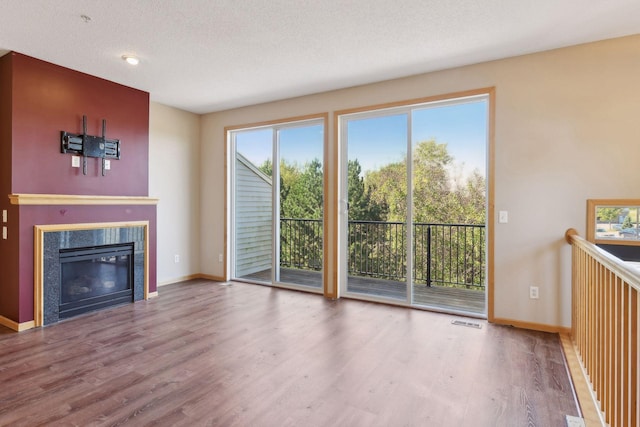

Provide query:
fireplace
left=59, top=244, right=134, bottom=319
left=36, top=222, right=149, bottom=326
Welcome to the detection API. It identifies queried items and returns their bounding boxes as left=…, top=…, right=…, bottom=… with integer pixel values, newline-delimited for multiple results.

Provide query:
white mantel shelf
left=8, top=194, right=159, bottom=206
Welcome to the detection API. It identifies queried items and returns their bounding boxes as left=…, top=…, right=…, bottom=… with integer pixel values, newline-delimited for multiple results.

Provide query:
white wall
left=199, top=34, right=640, bottom=328
left=149, top=102, right=201, bottom=285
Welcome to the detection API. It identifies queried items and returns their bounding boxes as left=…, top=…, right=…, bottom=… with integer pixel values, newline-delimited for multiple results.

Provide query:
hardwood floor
left=0, top=280, right=578, bottom=426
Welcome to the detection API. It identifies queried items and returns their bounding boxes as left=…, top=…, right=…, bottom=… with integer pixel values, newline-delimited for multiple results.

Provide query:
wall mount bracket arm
left=61, top=115, right=121, bottom=176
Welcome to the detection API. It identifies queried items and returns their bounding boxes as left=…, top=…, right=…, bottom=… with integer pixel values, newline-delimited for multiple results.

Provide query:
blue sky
left=236, top=124, right=323, bottom=168
left=348, top=100, right=488, bottom=177
left=235, top=99, right=488, bottom=177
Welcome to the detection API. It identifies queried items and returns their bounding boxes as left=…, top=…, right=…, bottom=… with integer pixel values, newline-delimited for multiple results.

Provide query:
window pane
left=346, top=113, right=408, bottom=301
left=595, top=206, right=640, bottom=241
left=278, top=123, right=324, bottom=288
left=234, top=128, right=273, bottom=282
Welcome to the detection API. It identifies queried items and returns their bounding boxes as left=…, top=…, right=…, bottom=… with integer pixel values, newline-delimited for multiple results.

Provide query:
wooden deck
left=241, top=267, right=485, bottom=316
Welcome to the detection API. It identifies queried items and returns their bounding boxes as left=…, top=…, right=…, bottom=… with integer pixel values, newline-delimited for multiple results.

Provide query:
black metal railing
left=413, top=223, right=485, bottom=289
left=280, top=218, right=323, bottom=271
left=279, top=218, right=486, bottom=290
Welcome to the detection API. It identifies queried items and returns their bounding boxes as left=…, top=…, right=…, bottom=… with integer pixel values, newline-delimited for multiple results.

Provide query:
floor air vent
left=451, top=320, right=482, bottom=329
left=565, top=415, right=585, bottom=427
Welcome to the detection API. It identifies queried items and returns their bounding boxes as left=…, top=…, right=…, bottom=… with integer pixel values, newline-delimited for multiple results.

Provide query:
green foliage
left=268, top=139, right=486, bottom=289
left=345, top=139, right=486, bottom=288
left=622, top=215, right=633, bottom=229
left=597, top=207, right=622, bottom=225
left=366, top=161, right=406, bottom=221
left=259, top=158, right=324, bottom=219
left=275, top=159, right=324, bottom=270
left=258, top=159, right=272, bottom=177
left=348, top=160, right=385, bottom=221
left=448, top=170, right=486, bottom=225
left=281, top=159, right=323, bottom=219
left=365, top=139, right=485, bottom=224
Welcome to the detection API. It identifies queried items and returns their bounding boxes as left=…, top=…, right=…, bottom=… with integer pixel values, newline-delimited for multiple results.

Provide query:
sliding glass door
left=410, top=101, right=487, bottom=314
left=231, top=118, right=325, bottom=290
left=340, top=95, right=488, bottom=315
left=230, top=94, right=488, bottom=316
left=344, top=113, right=409, bottom=301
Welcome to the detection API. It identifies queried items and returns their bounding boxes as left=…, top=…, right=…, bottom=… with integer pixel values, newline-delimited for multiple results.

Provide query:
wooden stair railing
left=565, top=228, right=639, bottom=427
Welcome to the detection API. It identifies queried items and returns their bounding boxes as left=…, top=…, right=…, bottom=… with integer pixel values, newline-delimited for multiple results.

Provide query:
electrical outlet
left=529, top=286, right=539, bottom=299
left=218, top=253, right=223, bottom=262
left=71, top=155, right=80, bottom=168
left=174, top=254, right=180, bottom=263
left=2, top=210, right=6, bottom=223
left=104, top=159, right=111, bottom=170
left=499, top=210, right=508, bottom=223
left=2, top=226, right=7, bottom=240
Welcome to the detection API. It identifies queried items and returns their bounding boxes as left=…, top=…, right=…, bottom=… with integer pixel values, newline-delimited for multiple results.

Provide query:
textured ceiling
left=1, top=0, right=639, bottom=114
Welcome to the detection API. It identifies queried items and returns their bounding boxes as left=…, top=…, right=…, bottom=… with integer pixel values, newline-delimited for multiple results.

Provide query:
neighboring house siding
left=235, top=155, right=272, bottom=277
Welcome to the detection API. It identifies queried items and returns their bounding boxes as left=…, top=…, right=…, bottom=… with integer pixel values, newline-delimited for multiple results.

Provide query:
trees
left=262, top=139, right=486, bottom=225
left=598, top=207, right=622, bottom=227
left=280, top=159, right=323, bottom=219
left=262, top=157, right=383, bottom=221
left=411, top=139, right=454, bottom=223
left=356, top=139, right=485, bottom=287
left=259, top=139, right=486, bottom=288
left=266, top=159, right=324, bottom=270
left=365, top=139, right=485, bottom=225
left=347, top=160, right=385, bottom=221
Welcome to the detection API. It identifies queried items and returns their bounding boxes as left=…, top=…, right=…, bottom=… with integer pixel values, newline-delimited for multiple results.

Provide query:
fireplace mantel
left=9, top=193, right=159, bottom=206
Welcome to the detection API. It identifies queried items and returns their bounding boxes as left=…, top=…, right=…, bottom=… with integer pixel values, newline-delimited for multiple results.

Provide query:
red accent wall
left=0, top=52, right=156, bottom=324
left=11, top=53, right=149, bottom=196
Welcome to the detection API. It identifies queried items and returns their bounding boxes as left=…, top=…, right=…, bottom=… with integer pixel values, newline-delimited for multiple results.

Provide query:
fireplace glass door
left=59, top=244, right=134, bottom=319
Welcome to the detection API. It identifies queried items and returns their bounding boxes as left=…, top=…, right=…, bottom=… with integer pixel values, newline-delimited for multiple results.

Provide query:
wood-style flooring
left=0, top=280, right=578, bottom=426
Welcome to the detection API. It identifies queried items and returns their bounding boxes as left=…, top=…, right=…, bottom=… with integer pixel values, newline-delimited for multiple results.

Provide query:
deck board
left=241, top=267, right=485, bottom=316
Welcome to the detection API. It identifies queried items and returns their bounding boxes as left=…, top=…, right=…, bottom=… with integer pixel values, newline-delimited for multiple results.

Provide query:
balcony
left=246, top=218, right=486, bottom=315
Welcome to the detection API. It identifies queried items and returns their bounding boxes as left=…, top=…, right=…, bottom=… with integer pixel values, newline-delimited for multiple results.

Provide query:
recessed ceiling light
left=122, top=55, right=139, bottom=66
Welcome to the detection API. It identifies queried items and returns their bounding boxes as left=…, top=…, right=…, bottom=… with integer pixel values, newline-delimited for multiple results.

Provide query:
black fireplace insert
left=59, top=243, right=134, bottom=319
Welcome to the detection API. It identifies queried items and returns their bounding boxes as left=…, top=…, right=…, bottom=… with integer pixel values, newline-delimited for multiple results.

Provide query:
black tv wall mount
left=61, top=115, right=121, bottom=176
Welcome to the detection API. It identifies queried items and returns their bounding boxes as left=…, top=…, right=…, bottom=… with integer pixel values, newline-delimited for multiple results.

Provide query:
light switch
left=2, top=210, right=6, bottom=223
left=71, top=156, right=80, bottom=168
left=499, top=210, right=509, bottom=223
left=2, top=226, right=6, bottom=239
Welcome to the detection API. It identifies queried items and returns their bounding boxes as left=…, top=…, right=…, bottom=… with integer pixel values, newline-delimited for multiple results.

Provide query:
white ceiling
left=1, top=0, right=639, bottom=114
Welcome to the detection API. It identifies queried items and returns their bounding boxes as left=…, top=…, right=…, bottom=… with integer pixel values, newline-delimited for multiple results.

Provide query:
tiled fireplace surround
left=35, top=221, right=149, bottom=326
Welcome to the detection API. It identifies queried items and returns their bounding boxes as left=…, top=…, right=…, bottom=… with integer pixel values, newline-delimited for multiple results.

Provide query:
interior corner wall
left=199, top=34, right=640, bottom=329
left=0, top=53, right=19, bottom=321
left=149, top=102, right=201, bottom=285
